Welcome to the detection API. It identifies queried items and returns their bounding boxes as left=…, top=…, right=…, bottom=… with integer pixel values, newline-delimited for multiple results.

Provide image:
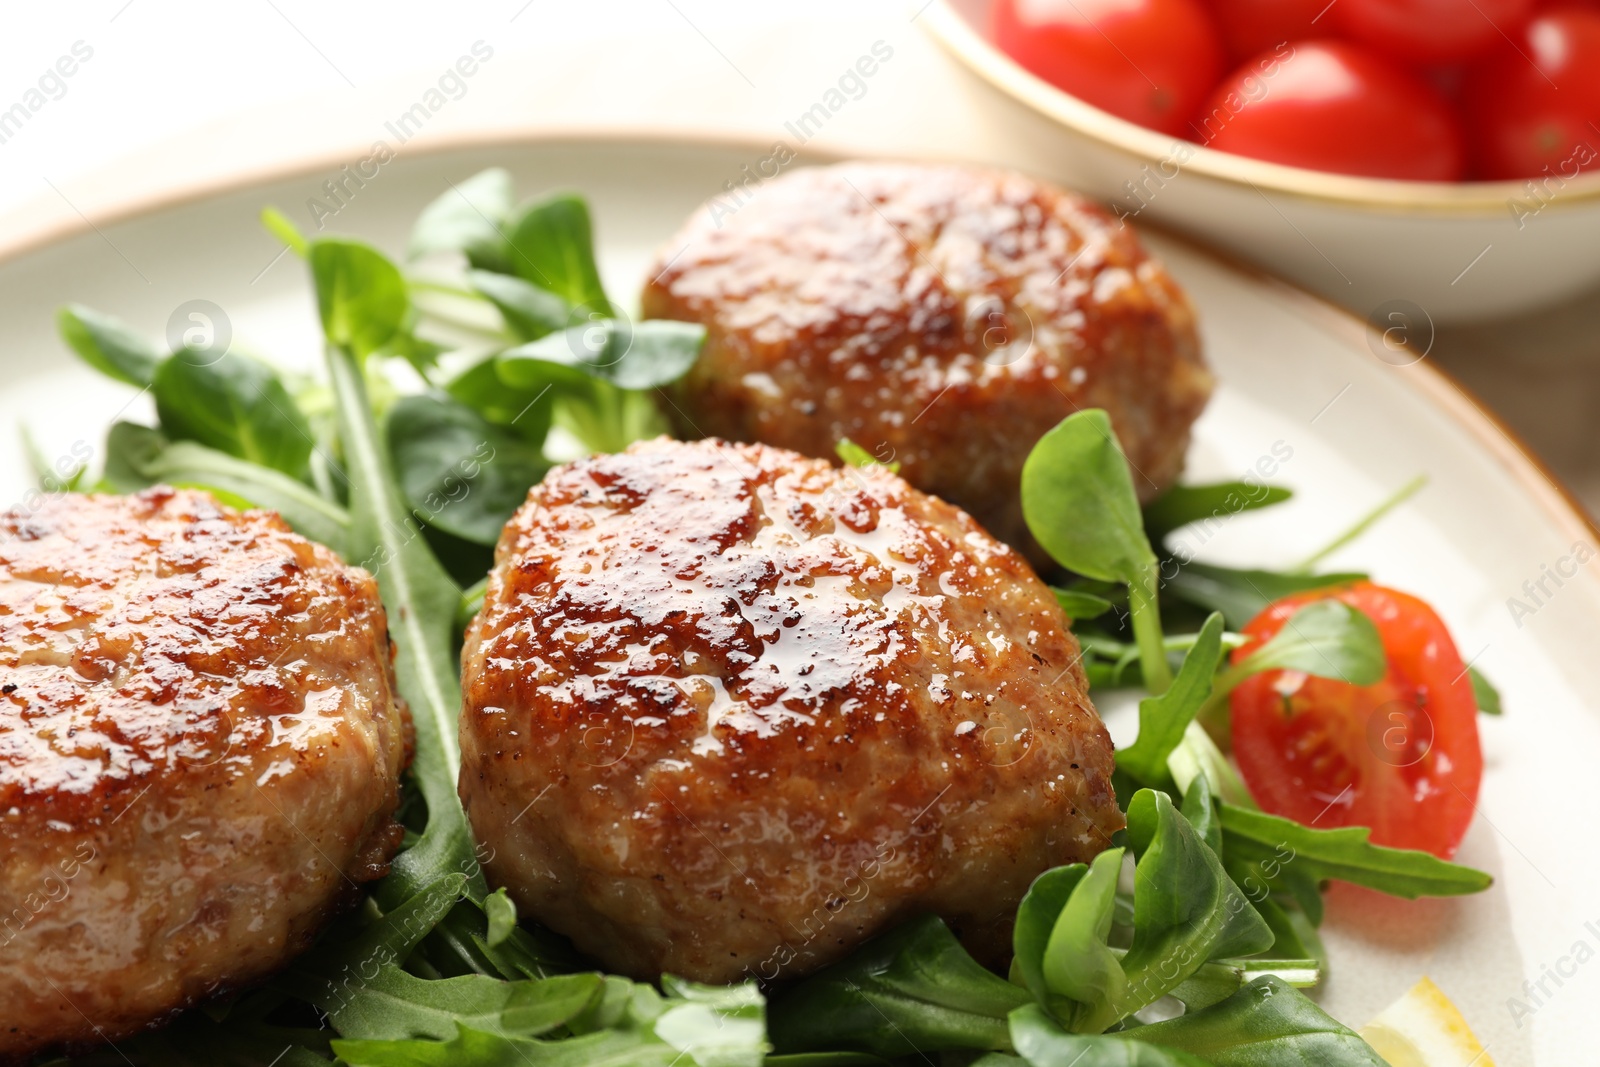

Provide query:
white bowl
left=922, top=0, right=1600, bottom=324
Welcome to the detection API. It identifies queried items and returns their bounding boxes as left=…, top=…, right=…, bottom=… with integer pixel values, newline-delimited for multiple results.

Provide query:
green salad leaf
left=153, top=351, right=313, bottom=477
left=386, top=393, right=548, bottom=545
left=835, top=437, right=900, bottom=473
left=1131, top=976, right=1386, bottom=1066
left=768, top=915, right=1028, bottom=1057
left=468, top=267, right=570, bottom=341
left=309, top=237, right=478, bottom=902
left=505, top=193, right=613, bottom=315
left=1009, top=1006, right=1211, bottom=1067
left=310, top=236, right=411, bottom=359
left=101, top=421, right=349, bottom=552
left=1117, top=613, right=1226, bottom=785
left=1114, top=791, right=1274, bottom=1026
left=1163, top=562, right=1366, bottom=630
left=1022, top=410, right=1171, bottom=692
left=498, top=318, right=706, bottom=392
left=1219, top=803, right=1493, bottom=899
left=1470, top=665, right=1502, bottom=715
left=409, top=167, right=516, bottom=266
left=1220, top=599, right=1385, bottom=687
left=1142, top=481, right=1292, bottom=544
left=58, top=303, right=162, bottom=387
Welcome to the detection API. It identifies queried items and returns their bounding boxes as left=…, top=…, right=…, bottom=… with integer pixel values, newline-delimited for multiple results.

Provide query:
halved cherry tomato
left=1462, top=9, right=1600, bottom=179
left=1205, top=0, right=1327, bottom=62
left=993, top=0, right=1226, bottom=136
left=1229, top=581, right=1482, bottom=858
left=1197, top=41, right=1466, bottom=180
left=1333, top=0, right=1534, bottom=66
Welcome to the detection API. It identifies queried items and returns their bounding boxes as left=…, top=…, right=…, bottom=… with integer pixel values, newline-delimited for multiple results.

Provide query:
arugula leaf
left=1008, top=1005, right=1210, bottom=1067
left=1164, top=561, right=1366, bottom=630
left=386, top=393, right=548, bottom=545
left=765, top=1055, right=893, bottom=1066
left=58, top=304, right=162, bottom=387
left=1218, top=803, right=1492, bottom=899
left=1294, top=475, right=1426, bottom=573
left=1131, top=976, right=1386, bottom=1066
left=288, top=873, right=467, bottom=1012
left=153, top=351, right=313, bottom=476
left=410, top=892, right=576, bottom=983
left=1116, top=613, right=1225, bottom=785
left=506, top=193, right=613, bottom=314
left=1144, top=481, right=1292, bottom=543
left=768, top=915, right=1028, bottom=1057
left=310, top=237, right=410, bottom=360
left=310, top=238, right=477, bottom=903
left=1022, top=410, right=1171, bottom=692
left=102, top=422, right=349, bottom=553
left=1470, top=666, right=1502, bottom=715
left=409, top=168, right=515, bottom=267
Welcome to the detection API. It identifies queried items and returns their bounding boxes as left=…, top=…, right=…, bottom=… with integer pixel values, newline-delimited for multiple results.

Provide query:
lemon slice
left=1359, top=976, right=1494, bottom=1067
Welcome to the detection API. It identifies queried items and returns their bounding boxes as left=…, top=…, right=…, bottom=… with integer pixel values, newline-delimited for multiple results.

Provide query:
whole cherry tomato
left=1463, top=9, right=1600, bottom=179
left=1229, top=582, right=1483, bottom=858
left=1196, top=41, right=1466, bottom=180
left=993, top=0, right=1226, bottom=136
left=1205, top=0, right=1327, bottom=61
left=1334, top=0, right=1534, bottom=65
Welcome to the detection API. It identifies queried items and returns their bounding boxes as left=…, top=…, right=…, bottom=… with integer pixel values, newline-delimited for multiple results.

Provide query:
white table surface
left=2, top=0, right=1596, bottom=518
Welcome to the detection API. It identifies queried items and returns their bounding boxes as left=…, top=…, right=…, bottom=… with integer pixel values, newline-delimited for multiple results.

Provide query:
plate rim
left=6, top=125, right=1595, bottom=562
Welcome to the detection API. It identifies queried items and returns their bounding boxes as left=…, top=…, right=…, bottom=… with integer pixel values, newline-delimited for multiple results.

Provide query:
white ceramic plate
left=2, top=136, right=1596, bottom=1065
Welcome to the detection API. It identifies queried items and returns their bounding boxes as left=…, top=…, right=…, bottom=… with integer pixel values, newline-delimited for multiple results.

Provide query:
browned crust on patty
left=642, top=161, right=1212, bottom=553
left=459, top=437, right=1123, bottom=983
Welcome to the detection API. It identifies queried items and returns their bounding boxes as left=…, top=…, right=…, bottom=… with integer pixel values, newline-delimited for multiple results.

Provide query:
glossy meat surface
left=642, top=162, right=1212, bottom=553
left=0, top=488, right=409, bottom=1055
left=459, top=438, right=1122, bottom=983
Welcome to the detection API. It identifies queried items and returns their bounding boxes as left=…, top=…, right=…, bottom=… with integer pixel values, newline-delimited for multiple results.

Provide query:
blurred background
left=2, top=0, right=1596, bottom=513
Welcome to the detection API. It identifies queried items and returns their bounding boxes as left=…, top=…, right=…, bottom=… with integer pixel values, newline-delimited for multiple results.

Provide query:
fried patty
left=642, top=161, right=1212, bottom=554
left=0, top=488, right=409, bottom=1056
left=458, top=437, right=1122, bottom=984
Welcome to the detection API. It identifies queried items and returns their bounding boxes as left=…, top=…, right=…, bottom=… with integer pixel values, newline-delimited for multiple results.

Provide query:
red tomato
left=1463, top=10, right=1600, bottom=179
left=993, top=0, right=1226, bottom=136
left=1229, top=582, right=1483, bottom=858
left=1197, top=41, right=1465, bottom=180
left=1334, top=0, right=1534, bottom=65
left=1205, top=0, right=1327, bottom=62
